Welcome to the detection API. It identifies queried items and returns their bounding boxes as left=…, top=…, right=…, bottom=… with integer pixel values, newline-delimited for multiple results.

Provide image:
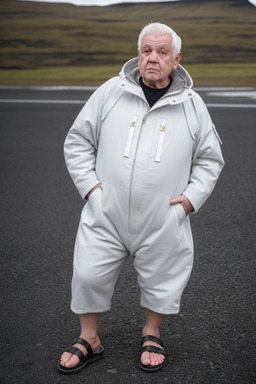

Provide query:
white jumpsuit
left=64, top=58, right=224, bottom=315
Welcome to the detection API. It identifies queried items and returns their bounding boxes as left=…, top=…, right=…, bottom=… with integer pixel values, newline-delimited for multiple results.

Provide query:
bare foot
left=141, top=338, right=165, bottom=367
left=60, top=335, right=101, bottom=368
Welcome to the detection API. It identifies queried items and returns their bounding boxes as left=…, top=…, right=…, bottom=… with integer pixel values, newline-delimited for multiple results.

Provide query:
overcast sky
left=19, top=0, right=256, bottom=6
left=19, top=0, right=179, bottom=5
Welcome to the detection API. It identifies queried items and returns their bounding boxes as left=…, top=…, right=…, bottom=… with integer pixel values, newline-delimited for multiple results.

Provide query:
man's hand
left=170, top=195, right=193, bottom=216
left=86, top=183, right=103, bottom=200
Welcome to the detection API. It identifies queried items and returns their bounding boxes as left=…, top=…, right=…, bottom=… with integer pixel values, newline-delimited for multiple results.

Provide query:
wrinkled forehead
left=140, top=33, right=173, bottom=49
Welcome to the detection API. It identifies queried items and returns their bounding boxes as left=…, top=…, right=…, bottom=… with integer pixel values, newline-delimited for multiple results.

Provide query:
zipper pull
left=142, top=110, right=149, bottom=125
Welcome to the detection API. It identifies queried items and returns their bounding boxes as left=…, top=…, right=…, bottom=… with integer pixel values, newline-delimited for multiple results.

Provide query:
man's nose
left=148, top=50, right=158, bottom=62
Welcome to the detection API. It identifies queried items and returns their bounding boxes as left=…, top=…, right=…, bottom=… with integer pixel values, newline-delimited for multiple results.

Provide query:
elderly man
left=58, top=22, right=224, bottom=374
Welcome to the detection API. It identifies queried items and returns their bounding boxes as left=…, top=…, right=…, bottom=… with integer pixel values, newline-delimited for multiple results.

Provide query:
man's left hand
left=170, top=195, right=193, bottom=216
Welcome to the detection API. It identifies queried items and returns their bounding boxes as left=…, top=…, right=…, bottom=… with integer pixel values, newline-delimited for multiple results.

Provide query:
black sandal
left=139, top=335, right=166, bottom=373
left=57, top=337, right=104, bottom=375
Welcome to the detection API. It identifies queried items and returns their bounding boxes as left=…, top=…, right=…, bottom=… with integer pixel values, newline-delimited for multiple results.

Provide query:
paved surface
left=0, top=87, right=255, bottom=384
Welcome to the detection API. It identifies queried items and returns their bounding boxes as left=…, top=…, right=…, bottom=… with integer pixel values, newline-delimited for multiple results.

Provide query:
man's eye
left=160, top=51, right=166, bottom=55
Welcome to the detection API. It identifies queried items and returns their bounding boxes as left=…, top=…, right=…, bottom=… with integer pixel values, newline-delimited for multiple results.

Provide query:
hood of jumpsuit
left=118, top=57, right=193, bottom=96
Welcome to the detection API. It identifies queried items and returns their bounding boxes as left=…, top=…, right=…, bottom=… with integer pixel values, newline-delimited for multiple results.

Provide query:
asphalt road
left=0, top=87, right=255, bottom=384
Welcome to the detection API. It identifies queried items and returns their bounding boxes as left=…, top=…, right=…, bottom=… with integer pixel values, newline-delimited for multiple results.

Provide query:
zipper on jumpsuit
left=128, top=109, right=149, bottom=233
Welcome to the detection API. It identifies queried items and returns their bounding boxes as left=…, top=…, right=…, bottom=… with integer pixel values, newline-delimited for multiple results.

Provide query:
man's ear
left=174, top=52, right=182, bottom=70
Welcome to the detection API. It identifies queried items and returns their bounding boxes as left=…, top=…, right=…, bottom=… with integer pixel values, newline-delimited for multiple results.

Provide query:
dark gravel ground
left=0, top=89, right=255, bottom=384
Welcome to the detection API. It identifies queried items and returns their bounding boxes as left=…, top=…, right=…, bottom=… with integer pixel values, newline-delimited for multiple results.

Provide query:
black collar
left=139, top=77, right=172, bottom=107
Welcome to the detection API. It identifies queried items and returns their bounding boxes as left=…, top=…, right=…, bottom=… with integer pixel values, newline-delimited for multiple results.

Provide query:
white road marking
left=0, top=99, right=86, bottom=104
left=1, top=87, right=256, bottom=108
left=0, top=99, right=255, bottom=108
left=207, top=104, right=256, bottom=108
left=207, top=92, right=256, bottom=100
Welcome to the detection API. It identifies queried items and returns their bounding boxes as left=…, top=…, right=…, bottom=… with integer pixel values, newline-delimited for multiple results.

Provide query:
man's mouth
left=146, top=68, right=159, bottom=72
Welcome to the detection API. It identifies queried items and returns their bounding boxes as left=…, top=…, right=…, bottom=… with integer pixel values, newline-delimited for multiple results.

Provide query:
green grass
left=0, top=65, right=123, bottom=85
left=0, top=63, right=255, bottom=87
left=0, top=0, right=255, bottom=86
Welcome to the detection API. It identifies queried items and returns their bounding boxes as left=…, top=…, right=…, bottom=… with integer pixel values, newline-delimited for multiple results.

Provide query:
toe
left=150, top=352, right=158, bottom=366
left=141, top=351, right=151, bottom=366
left=60, top=352, right=72, bottom=366
left=59, top=342, right=86, bottom=369
left=141, top=350, right=165, bottom=367
left=149, top=352, right=163, bottom=366
left=64, top=354, right=80, bottom=368
left=141, top=339, right=165, bottom=367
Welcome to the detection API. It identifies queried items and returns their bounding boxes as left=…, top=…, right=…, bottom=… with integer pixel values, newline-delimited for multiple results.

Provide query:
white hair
left=137, top=22, right=182, bottom=58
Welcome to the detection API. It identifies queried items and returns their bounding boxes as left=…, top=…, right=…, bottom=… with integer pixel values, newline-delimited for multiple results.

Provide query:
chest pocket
left=154, top=119, right=167, bottom=162
left=153, top=98, right=200, bottom=163
left=124, top=115, right=139, bottom=158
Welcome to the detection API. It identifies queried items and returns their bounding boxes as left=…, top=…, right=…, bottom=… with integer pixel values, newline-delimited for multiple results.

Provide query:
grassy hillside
left=0, top=0, right=255, bottom=86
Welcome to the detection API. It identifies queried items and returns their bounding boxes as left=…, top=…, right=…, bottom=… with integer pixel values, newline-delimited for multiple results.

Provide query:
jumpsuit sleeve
left=182, top=95, right=225, bottom=213
left=64, top=86, right=104, bottom=200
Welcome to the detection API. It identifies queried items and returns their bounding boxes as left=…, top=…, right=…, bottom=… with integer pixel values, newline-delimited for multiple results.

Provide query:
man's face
left=138, top=33, right=182, bottom=89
